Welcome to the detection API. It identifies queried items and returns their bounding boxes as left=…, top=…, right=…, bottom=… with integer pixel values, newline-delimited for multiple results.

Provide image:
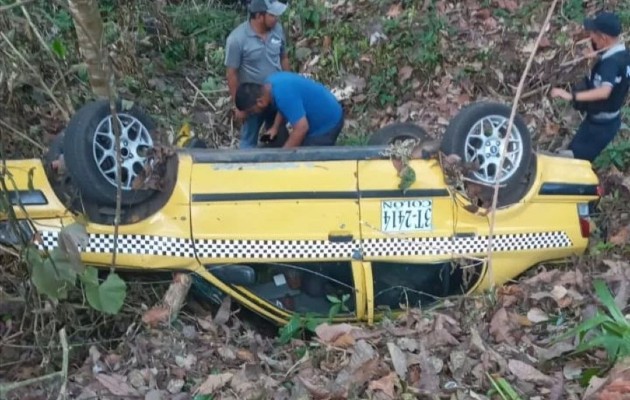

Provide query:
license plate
left=381, top=199, right=432, bottom=232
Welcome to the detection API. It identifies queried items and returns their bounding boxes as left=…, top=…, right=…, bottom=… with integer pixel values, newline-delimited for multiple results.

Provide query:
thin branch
left=0, top=0, right=34, bottom=13
left=485, top=0, right=560, bottom=287
left=56, top=328, right=69, bottom=400
left=0, top=119, right=46, bottom=151
left=20, top=5, right=75, bottom=115
left=0, top=32, right=70, bottom=121
left=186, top=77, right=217, bottom=111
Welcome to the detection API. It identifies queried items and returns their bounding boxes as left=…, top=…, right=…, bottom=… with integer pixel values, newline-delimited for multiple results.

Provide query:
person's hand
left=266, top=126, right=278, bottom=140
left=233, top=108, right=247, bottom=121
left=550, top=88, right=572, bottom=101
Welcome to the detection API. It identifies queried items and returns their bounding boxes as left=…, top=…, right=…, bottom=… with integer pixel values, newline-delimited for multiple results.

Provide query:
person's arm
left=283, top=117, right=309, bottom=148
left=268, top=112, right=285, bottom=139
left=279, top=25, right=291, bottom=71
left=224, top=35, right=242, bottom=101
left=574, top=86, right=613, bottom=101
left=552, top=61, right=617, bottom=102
left=226, top=68, right=240, bottom=100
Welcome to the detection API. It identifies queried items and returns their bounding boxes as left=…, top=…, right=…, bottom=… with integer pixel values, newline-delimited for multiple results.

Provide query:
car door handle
left=328, top=231, right=354, bottom=243
left=454, top=232, right=476, bottom=238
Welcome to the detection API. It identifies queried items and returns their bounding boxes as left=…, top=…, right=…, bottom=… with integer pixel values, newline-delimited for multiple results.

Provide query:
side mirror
left=209, top=264, right=256, bottom=286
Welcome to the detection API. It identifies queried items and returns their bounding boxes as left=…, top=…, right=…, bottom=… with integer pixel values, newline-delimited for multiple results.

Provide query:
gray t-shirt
left=224, top=21, right=286, bottom=84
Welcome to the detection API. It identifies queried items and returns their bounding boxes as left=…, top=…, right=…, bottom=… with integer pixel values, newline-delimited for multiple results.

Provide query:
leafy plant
left=277, top=312, right=323, bottom=344
left=487, top=373, right=523, bottom=400
left=327, top=293, right=350, bottom=320
left=556, top=279, right=630, bottom=363
left=593, top=140, right=630, bottom=171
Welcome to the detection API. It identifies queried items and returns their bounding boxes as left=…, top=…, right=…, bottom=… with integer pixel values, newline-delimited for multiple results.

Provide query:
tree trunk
left=67, top=0, right=109, bottom=98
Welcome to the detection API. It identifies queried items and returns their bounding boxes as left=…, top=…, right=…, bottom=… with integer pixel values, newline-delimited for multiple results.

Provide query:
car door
left=188, top=150, right=365, bottom=323
left=357, top=156, right=463, bottom=313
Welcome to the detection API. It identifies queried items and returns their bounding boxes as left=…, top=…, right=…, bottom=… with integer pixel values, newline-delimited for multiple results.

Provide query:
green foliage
left=277, top=312, right=322, bottom=344
left=277, top=294, right=351, bottom=344
left=50, top=38, right=67, bottom=60
left=555, top=279, right=630, bottom=363
left=326, top=293, right=350, bottom=320
left=20, top=221, right=127, bottom=315
left=82, top=267, right=127, bottom=315
left=562, top=0, right=585, bottom=22
left=487, top=373, right=523, bottom=400
left=593, top=140, right=630, bottom=171
left=163, top=4, right=240, bottom=66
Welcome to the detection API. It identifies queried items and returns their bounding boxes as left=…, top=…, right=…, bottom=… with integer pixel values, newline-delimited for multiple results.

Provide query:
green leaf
left=80, top=266, right=100, bottom=287
left=48, top=247, right=77, bottom=284
left=31, top=252, right=68, bottom=300
left=51, top=38, right=66, bottom=59
left=85, top=271, right=126, bottom=315
left=278, top=314, right=302, bottom=344
left=593, top=279, right=628, bottom=325
left=57, top=222, right=88, bottom=273
left=121, top=99, right=134, bottom=111
left=328, top=302, right=341, bottom=321
left=326, top=294, right=341, bottom=303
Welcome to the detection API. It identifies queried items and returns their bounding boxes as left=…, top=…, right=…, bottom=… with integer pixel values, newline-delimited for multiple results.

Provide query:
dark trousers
left=301, top=113, right=345, bottom=146
left=569, top=115, right=621, bottom=162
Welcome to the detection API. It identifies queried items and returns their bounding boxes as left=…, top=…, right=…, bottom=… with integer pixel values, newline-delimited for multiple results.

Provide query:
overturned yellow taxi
left=0, top=100, right=601, bottom=324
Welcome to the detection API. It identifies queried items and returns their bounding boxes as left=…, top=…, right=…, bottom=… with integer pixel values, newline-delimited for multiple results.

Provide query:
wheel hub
left=92, top=113, right=154, bottom=190
left=464, top=115, right=523, bottom=184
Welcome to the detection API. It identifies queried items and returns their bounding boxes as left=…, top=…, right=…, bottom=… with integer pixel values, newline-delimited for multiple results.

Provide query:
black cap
left=583, top=11, right=622, bottom=37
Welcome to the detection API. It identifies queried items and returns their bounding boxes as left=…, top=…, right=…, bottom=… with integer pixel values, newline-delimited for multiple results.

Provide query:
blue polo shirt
left=265, top=72, right=342, bottom=137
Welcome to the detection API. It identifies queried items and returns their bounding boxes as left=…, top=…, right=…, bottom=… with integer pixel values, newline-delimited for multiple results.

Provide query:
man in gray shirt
left=225, top=0, right=291, bottom=148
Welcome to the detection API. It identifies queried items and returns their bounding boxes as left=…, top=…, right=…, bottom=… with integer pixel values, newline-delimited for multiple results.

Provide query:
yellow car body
left=1, top=145, right=600, bottom=325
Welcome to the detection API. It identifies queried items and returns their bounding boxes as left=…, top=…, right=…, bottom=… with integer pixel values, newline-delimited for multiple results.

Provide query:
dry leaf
left=544, top=122, right=560, bottom=136
left=508, top=360, right=554, bottom=384
left=387, top=342, right=407, bottom=380
left=490, top=307, right=514, bottom=344
left=368, top=372, right=397, bottom=399
left=563, top=361, right=582, bottom=380
left=315, top=323, right=351, bottom=342
left=398, top=66, right=413, bottom=84
left=527, top=308, right=550, bottom=323
left=333, top=333, right=356, bottom=348
left=386, top=3, right=403, bottom=18
left=95, top=374, right=140, bottom=397
left=214, top=296, right=231, bottom=325
left=496, top=0, right=518, bottom=12
left=609, top=225, right=630, bottom=246
left=195, top=373, right=233, bottom=395
left=141, top=306, right=170, bottom=327
left=551, top=285, right=568, bottom=300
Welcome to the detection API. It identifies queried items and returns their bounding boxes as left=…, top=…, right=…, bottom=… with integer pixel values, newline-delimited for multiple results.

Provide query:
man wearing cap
left=225, top=0, right=290, bottom=149
left=551, top=11, right=630, bottom=162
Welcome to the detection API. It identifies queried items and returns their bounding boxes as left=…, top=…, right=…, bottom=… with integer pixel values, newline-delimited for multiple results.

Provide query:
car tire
left=63, top=99, right=157, bottom=207
left=367, top=122, right=429, bottom=145
left=440, top=102, right=535, bottom=207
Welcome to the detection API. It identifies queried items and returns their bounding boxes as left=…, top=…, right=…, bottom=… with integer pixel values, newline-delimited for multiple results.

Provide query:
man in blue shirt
left=234, top=72, right=345, bottom=148
left=551, top=11, right=630, bottom=162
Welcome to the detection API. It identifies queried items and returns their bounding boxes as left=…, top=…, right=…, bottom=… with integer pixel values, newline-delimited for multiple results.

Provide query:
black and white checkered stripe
left=37, top=230, right=194, bottom=258
left=36, top=230, right=572, bottom=259
left=361, top=231, right=572, bottom=257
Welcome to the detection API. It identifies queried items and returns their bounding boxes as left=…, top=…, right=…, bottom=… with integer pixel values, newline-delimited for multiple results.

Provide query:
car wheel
left=63, top=99, right=157, bottom=207
left=440, top=102, right=535, bottom=207
left=367, top=122, right=428, bottom=145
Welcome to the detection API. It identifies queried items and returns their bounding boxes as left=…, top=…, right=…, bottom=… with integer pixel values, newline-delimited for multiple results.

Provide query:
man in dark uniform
left=551, top=11, right=630, bottom=162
